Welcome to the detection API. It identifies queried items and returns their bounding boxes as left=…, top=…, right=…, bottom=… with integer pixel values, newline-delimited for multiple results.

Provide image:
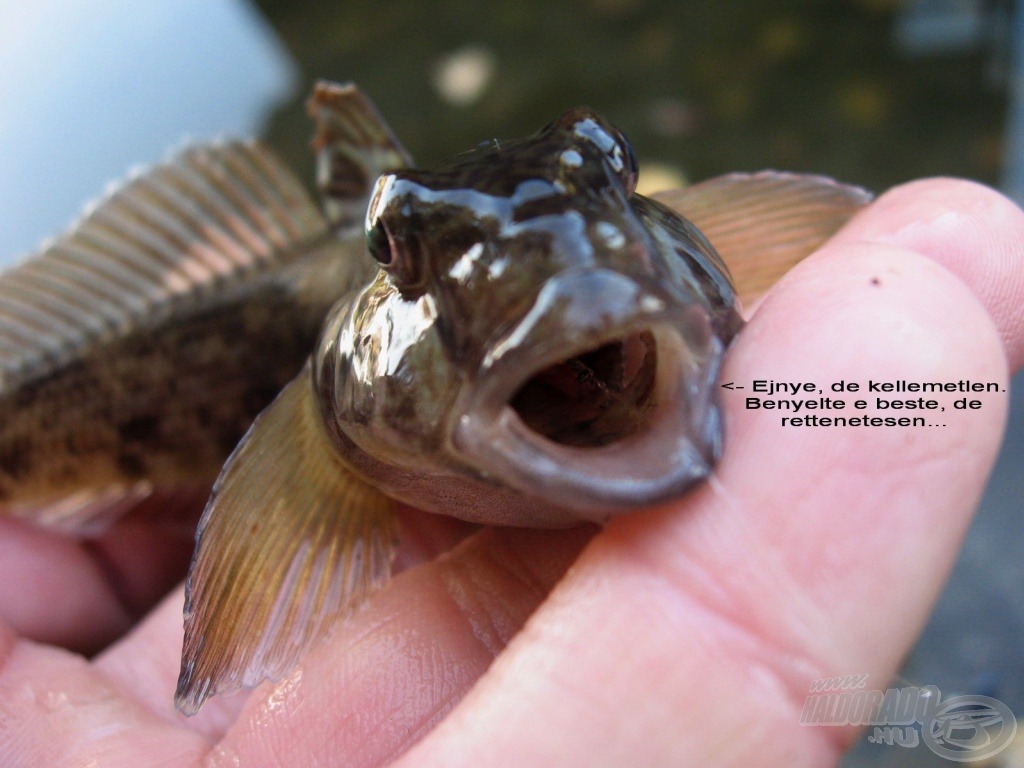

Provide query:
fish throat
left=509, top=330, right=658, bottom=448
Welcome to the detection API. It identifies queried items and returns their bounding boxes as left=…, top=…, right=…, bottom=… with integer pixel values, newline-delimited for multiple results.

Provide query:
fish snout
left=452, top=268, right=728, bottom=521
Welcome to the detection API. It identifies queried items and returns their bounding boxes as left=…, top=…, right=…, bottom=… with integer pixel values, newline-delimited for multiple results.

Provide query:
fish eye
left=366, top=220, right=395, bottom=266
left=365, top=217, right=425, bottom=296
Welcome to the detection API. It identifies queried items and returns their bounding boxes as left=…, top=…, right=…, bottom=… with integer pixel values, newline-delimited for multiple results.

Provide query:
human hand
left=0, top=178, right=1021, bottom=767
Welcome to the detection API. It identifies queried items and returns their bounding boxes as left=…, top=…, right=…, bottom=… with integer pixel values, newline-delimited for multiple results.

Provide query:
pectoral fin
left=175, top=368, right=396, bottom=715
left=653, top=172, right=873, bottom=306
left=308, top=81, right=412, bottom=230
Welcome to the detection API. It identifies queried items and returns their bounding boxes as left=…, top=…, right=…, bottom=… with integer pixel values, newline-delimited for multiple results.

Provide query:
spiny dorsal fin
left=0, top=141, right=330, bottom=392
left=308, top=81, right=412, bottom=229
left=175, top=368, right=397, bottom=715
left=653, top=171, right=873, bottom=306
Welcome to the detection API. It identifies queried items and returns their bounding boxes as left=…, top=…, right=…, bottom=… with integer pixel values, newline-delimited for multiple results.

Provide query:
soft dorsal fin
left=176, top=368, right=397, bottom=715
left=653, top=172, right=872, bottom=306
left=308, top=81, right=412, bottom=230
left=0, top=141, right=330, bottom=392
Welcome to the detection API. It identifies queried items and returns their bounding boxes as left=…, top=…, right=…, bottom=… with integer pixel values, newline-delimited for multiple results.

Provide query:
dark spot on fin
left=653, top=171, right=873, bottom=306
left=175, top=367, right=397, bottom=716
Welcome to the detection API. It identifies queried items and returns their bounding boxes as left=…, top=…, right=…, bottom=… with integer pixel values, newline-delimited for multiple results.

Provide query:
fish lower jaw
left=453, top=323, right=723, bottom=521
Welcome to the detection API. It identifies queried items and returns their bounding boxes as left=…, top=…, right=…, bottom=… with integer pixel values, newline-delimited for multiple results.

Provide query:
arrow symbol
left=720, top=382, right=744, bottom=390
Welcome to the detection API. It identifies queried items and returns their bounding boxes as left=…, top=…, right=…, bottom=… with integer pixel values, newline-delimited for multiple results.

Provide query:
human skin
left=0, top=178, right=1021, bottom=767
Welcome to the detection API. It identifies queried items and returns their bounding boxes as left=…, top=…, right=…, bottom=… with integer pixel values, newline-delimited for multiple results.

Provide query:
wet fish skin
left=313, top=109, right=745, bottom=524
left=0, top=81, right=871, bottom=711
left=175, top=88, right=869, bottom=716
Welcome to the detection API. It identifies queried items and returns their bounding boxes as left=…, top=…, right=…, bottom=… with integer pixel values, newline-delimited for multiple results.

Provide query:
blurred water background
left=0, top=1, right=1019, bottom=764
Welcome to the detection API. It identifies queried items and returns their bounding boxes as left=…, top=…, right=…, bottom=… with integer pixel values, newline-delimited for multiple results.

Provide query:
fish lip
left=451, top=268, right=725, bottom=521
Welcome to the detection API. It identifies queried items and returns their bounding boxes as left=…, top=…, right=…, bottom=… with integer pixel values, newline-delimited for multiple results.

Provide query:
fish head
left=314, top=108, right=743, bottom=525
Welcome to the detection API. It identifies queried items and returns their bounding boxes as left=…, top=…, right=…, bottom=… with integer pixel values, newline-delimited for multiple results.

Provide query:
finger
left=0, top=491, right=204, bottom=653
left=387, top=231, right=1009, bottom=760
left=0, top=501, right=480, bottom=765
left=832, top=177, right=1024, bottom=369
left=0, top=621, right=212, bottom=768
left=210, top=526, right=593, bottom=768
left=0, top=518, right=134, bottom=651
left=391, top=503, right=481, bottom=573
left=88, top=587, right=249, bottom=740
left=81, top=503, right=477, bottom=741
left=6, top=182, right=1015, bottom=768
left=0, top=490, right=474, bottom=656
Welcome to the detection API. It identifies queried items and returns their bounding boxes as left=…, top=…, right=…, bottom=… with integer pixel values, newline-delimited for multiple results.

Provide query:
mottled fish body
left=0, top=82, right=871, bottom=712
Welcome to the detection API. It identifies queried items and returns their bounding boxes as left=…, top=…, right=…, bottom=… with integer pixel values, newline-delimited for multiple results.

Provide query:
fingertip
left=0, top=518, right=134, bottom=652
left=834, top=177, right=1024, bottom=369
left=716, top=238, right=1008, bottom=650
left=874, top=176, right=1012, bottom=211
left=727, top=238, right=1008, bottom=483
left=853, top=177, right=1024, bottom=248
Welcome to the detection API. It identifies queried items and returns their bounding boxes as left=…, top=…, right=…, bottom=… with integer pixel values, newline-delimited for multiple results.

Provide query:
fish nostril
left=508, top=330, right=658, bottom=448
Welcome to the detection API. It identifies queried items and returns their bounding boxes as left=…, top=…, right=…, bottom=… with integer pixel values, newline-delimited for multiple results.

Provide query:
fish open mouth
left=453, top=269, right=727, bottom=521
left=509, top=330, right=659, bottom=448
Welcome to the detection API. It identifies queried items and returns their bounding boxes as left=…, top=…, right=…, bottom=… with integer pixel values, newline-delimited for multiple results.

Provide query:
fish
left=0, top=81, right=871, bottom=714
